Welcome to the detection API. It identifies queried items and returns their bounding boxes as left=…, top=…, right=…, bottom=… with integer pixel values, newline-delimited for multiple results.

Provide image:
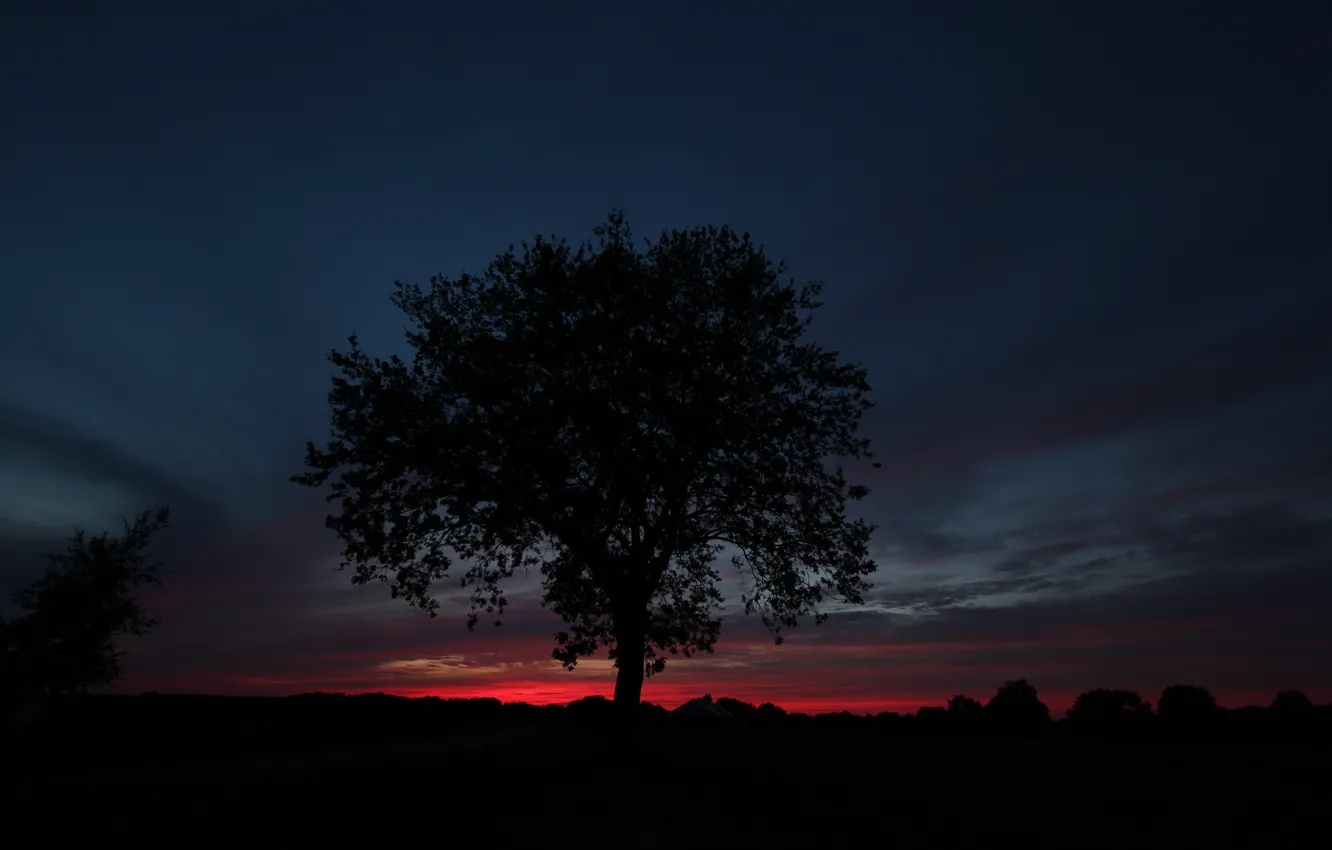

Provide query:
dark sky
left=2, top=2, right=1329, bottom=713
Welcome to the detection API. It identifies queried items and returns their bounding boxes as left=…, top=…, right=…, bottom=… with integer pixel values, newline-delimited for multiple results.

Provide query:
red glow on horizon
left=291, top=682, right=1315, bottom=717
left=114, top=624, right=1332, bottom=717
left=326, top=682, right=951, bottom=714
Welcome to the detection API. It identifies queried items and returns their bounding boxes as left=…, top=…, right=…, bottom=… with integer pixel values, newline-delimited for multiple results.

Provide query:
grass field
left=14, top=725, right=1329, bottom=847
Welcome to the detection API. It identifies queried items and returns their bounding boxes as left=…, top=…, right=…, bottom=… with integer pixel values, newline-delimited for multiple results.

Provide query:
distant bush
left=1271, top=690, right=1313, bottom=712
left=985, top=679, right=1051, bottom=737
left=564, top=695, right=615, bottom=728
left=715, top=697, right=758, bottom=726
left=1158, top=685, right=1218, bottom=730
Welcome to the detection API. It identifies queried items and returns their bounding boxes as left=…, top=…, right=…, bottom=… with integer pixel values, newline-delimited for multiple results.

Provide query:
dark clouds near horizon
left=2, top=2, right=1329, bottom=710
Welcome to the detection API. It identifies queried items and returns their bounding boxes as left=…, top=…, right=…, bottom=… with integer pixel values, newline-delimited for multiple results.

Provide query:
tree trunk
left=611, top=610, right=647, bottom=846
left=613, top=615, right=646, bottom=734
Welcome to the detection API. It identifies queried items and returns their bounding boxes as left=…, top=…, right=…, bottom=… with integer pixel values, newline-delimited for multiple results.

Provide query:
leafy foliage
left=947, top=694, right=983, bottom=715
left=1067, top=688, right=1150, bottom=725
left=985, top=678, right=1052, bottom=727
left=715, top=696, right=759, bottom=724
left=1158, top=684, right=1218, bottom=722
left=2, top=506, right=170, bottom=700
left=294, top=210, right=878, bottom=688
left=1271, top=689, right=1313, bottom=711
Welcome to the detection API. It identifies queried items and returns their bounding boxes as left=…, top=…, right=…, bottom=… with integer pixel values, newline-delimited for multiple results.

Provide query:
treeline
left=8, top=679, right=1329, bottom=774
left=645, top=681, right=1331, bottom=748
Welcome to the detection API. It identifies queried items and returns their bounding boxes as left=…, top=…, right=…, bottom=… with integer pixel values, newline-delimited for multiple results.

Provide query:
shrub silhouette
left=1067, top=689, right=1151, bottom=740
left=1271, top=689, right=1313, bottom=712
left=1157, top=684, right=1218, bottom=724
left=945, top=695, right=985, bottom=735
left=1068, top=688, right=1149, bottom=721
left=985, top=679, right=1051, bottom=736
left=564, top=694, right=615, bottom=728
left=715, top=697, right=758, bottom=725
left=752, top=701, right=788, bottom=732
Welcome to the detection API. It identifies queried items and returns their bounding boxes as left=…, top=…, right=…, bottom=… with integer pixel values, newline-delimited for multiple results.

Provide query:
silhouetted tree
left=1, top=507, right=170, bottom=714
left=563, top=694, right=615, bottom=728
left=1267, top=689, right=1317, bottom=743
left=752, top=701, right=788, bottom=732
left=1157, top=684, right=1218, bottom=731
left=985, top=679, right=1051, bottom=734
left=1068, top=688, right=1149, bottom=724
left=294, top=211, right=878, bottom=731
left=916, top=705, right=949, bottom=737
left=947, top=694, right=983, bottom=715
left=1270, top=689, right=1313, bottom=712
left=1156, top=687, right=1220, bottom=740
left=715, top=697, right=758, bottom=725
left=945, top=694, right=985, bottom=735
left=1067, top=688, right=1151, bottom=740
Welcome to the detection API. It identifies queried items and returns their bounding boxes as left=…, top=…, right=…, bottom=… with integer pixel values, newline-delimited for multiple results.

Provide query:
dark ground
left=9, top=724, right=1329, bottom=848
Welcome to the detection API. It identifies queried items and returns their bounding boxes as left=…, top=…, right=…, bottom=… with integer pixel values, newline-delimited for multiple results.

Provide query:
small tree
left=985, top=679, right=1051, bottom=733
left=1, top=507, right=170, bottom=708
left=1067, top=688, right=1148, bottom=725
left=294, top=211, right=878, bottom=728
left=1268, top=689, right=1315, bottom=739
left=715, top=697, right=759, bottom=725
left=1157, top=684, right=1217, bottom=724
left=1270, top=690, right=1313, bottom=712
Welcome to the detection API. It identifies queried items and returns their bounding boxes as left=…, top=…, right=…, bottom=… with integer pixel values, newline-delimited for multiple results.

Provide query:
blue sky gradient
left=2, top=2, right=1328, bottom=711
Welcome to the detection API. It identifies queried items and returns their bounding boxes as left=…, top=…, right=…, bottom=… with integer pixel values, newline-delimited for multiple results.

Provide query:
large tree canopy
left=295, top=211, right=878, bottom=713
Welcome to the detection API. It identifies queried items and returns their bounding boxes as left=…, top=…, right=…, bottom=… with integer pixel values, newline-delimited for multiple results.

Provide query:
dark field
left=12, top=719, right=1330, bottom=848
